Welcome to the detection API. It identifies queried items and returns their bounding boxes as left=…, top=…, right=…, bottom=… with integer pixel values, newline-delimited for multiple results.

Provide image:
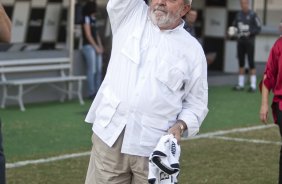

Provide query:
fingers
left=168, top=127, right=181, bottom=144
left=174, top=134, right=181, bottom=144
left=167, top=132, right=181, bottom=144
left=97, top=47, right=104, bottom=54
left=259, top=105, right=269, bottom=124
left=260, top=112, right=268, bottom=124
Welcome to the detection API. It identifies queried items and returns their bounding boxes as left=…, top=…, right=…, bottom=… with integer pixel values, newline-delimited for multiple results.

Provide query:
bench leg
left=59, top=83, right=67, bottom=102
left=1, top=85, right=7, bottom=109
left=77, top=80, right=84, bottom=105
left=18, top=85, right=25, bottom=111
left=68, top=83, right=73, bottom=100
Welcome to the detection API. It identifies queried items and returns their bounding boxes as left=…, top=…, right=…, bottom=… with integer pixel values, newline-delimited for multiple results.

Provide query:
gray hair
left=184, top=0, right=192, bottom=5
left=148, top=0, right=192, bottom=5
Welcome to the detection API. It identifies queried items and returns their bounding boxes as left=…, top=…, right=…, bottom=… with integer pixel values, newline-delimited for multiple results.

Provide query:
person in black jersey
left=232, top=0, right=261, bottom=92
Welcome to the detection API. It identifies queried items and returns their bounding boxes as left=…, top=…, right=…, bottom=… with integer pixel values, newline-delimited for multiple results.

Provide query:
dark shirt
left=232, top=10, right=261, bottom=40
left=184, top=22, right=196, bottom=38
left=81, top=15, right=98, bottom=46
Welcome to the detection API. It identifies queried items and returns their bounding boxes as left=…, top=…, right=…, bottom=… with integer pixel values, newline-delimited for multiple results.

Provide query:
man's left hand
left=168, top=120, right=186, bottom=144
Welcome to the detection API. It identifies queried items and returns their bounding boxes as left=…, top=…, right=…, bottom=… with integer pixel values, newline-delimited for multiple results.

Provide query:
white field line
left=6, top=151, right=90, bottom=169
left=209, top=135, right=282, bottom=145
left=6, top=124, right=277, bottom=169
left=182, top=124, right=275, bottom=140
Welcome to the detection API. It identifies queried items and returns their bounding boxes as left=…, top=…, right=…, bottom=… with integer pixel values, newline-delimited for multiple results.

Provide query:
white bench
left=0, top=57, right=86, bottom=111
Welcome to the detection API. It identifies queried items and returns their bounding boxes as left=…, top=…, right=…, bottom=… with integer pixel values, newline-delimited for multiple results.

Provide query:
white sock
left=250, top=75, right=256, bottom=89
left=238, top=75, right=245, bottom=87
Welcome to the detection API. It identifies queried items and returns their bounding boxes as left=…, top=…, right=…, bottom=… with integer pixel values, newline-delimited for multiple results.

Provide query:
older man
left=84, top=0, right=208, bottom=183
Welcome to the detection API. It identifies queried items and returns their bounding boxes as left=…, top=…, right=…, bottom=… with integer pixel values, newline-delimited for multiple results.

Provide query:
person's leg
left=276, top=103, right=282, bottom=184
left=84, top=134, right=97, bottom=184
left=247, top=40, right=256, bottom=91
left=85, top=130, right=132, bottom=184
left=0, top=119, right=6, bottom=184
left=95, top=54, right=103, bottom=93
left=130, top=155, right=149, bottom=184
left=82, top=45, right=96, bottom=97
left=234, top=41, right=246, bottom=90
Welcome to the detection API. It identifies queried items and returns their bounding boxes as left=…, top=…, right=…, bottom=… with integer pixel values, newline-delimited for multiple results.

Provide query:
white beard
left=149, top=5, right=182, bottom=28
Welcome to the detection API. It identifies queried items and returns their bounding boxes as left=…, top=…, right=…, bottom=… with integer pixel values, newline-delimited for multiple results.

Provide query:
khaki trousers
left=85, top=130, right=149, bottom=184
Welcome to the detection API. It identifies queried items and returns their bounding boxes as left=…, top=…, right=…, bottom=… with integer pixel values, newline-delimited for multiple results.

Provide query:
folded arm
left=0, top=4, right=11, bottom=43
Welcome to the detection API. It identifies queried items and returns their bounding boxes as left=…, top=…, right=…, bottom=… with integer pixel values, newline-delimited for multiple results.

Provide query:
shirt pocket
left=94, top=87, right=120, bottom=128
left=155, top=56, right=186, bottom=93
left=140, top=115, right=169, bottom=147
left=121, top=34, right=141, bottom=65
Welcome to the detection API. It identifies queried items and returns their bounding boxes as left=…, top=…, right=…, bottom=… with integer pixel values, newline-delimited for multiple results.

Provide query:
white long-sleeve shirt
left=85, top=0, right=208, bottom=157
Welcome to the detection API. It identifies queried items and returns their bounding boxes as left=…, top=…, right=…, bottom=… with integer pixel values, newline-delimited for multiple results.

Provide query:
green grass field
left=2, top=84, right=280, bottom=184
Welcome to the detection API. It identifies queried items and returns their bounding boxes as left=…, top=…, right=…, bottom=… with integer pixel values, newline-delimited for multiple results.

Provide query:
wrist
left=261, top=101, right=268, bottom=106
left=177, top=120, right=187, bottom=135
